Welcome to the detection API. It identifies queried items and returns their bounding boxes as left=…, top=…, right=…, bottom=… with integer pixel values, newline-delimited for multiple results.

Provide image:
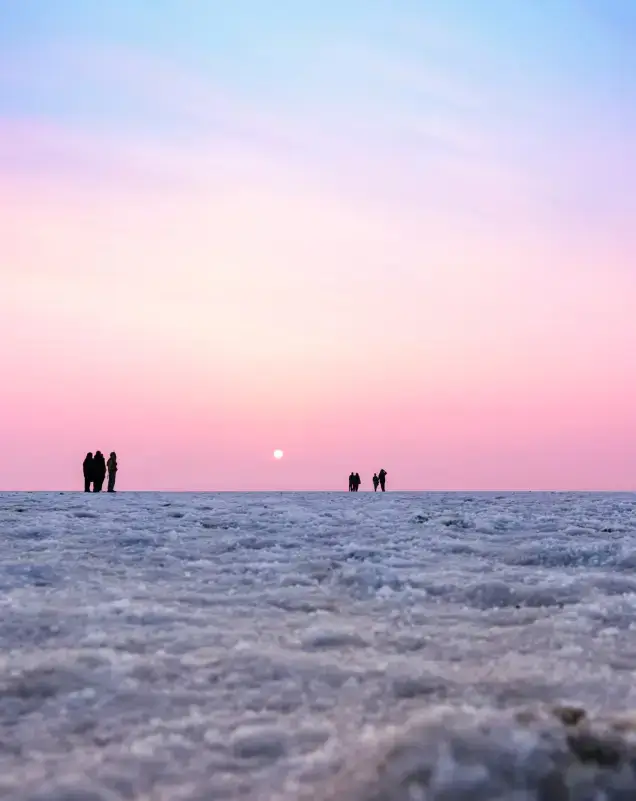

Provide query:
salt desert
left=2, top=491, right=636, bottom=800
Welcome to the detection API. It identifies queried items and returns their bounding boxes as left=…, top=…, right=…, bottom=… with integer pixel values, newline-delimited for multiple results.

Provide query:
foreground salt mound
left=294, top=704, right=636, bottom=801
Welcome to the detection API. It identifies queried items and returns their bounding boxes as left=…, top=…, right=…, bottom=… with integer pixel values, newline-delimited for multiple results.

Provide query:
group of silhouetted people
left=83, top=451, right=118, bottom=493
left=349, top=469, right=387, bottom=492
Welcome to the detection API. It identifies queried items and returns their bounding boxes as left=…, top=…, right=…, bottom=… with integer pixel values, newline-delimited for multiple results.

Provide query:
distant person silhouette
left=348, top=472, right=355, bottom=492
left=372, top=473, right=379, bottom=492
left=107, top=452, right=118, bottom=492
left=353, top=472, right=361, bottom=492
left=83, top=452, right=94, bottom=492
left=378, top=468, right=387, bottom=492
left=93, top=451, right=106, bottom=492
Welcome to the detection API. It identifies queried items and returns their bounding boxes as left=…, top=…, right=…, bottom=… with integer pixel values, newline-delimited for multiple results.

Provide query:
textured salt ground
left=1, top=491, right=636, bottom=800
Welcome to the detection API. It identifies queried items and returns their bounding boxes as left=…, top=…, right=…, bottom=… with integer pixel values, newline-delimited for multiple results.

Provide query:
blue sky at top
left=1, top=0, right=634, bottom=247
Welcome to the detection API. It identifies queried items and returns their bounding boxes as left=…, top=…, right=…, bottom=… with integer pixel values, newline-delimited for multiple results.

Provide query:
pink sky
left=2, top=14, right=636, bottom=490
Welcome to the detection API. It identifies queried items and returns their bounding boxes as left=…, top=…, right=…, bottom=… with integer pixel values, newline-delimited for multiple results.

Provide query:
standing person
left=107, top=452, right=118, bottom=493
left=82, top=452, right=94, bottom=492
left=378, top=468, right=387, bottom=492
left=348, top=472, right=355, bottom=492
left=372, top=473, right=379, bottom=492
left=354, top=472, right=361, bottom=492
left=93, top=451, right=106, bottom=492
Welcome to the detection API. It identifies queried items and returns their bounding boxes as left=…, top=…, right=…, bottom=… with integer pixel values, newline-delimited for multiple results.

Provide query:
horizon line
left=1, top=489, right=635, bottom=495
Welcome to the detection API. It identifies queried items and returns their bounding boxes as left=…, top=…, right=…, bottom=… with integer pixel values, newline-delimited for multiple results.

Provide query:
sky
left=1, top=0, right=635, bottom=491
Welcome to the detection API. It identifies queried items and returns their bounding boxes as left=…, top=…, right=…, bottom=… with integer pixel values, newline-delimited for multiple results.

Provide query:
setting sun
left=273, top=450, right=284, bottom=460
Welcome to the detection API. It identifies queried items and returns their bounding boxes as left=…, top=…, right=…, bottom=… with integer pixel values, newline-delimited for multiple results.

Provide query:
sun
left=273, top=449, right=284, bottom=460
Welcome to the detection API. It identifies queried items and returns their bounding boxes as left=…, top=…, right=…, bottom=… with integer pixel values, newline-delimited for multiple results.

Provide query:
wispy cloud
left=0, top=37, right=551, bottom=234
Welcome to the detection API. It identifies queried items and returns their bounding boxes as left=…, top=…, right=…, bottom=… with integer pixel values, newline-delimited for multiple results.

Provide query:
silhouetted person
left=107, top=452, right=118, bottom=492
left=83, top=452, right=94, bottom=492
left=378, top=468, right=387, bottom=492
left=372, top=473, right=379, bottom=492
left=348, top=472, right=355, bottom=492
left=93, top=451, right=106, bottom=492
left=354, top=472, right=361, bottom=492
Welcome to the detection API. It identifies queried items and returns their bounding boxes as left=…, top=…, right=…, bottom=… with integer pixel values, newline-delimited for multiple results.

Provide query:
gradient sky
left=2, top=1, right=635, bottom=491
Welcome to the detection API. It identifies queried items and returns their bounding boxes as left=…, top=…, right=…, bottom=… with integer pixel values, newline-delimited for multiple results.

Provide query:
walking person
left=107, top=452, right=118, bottom=493
left=353, top=472, right=361, bottom=492
left=82, top=452, right=94, bottom=492
left=378, top=468, right=387, bottom=492
left=348, top=472, right=355, bottom=491
left=93, top=451, right=106, bottom=492
left=372, top=473, right=379, bottom=492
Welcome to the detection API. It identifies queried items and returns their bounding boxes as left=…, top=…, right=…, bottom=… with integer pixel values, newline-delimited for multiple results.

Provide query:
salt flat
left=2, top=491, right=636, bottom=800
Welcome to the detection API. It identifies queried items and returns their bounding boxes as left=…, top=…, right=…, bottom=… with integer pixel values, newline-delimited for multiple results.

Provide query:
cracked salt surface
left=2, top=491, right=636, bottom=800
